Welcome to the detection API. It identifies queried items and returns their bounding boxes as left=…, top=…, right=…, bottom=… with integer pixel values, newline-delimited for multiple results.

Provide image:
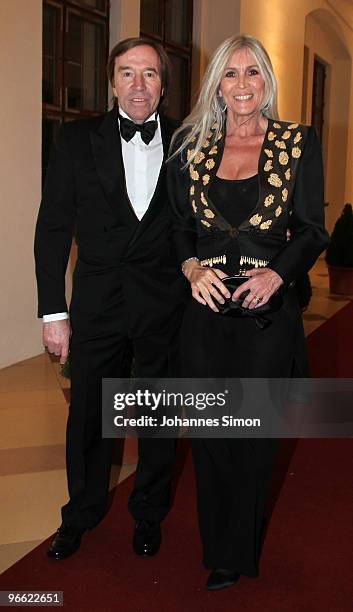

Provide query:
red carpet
left=1, top=302, right=353, bottom=611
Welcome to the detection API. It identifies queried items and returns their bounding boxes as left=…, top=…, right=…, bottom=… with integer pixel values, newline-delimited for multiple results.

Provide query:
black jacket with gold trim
left=167, top=118, right=329, bottom=286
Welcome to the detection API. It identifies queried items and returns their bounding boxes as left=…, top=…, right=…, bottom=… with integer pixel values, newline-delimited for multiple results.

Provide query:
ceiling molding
left=325, top=0, right=353, bottom=32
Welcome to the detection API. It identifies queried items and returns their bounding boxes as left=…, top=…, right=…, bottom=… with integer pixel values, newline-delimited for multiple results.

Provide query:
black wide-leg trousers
left=191, top=437, right=278, bottom=576
left=61, top=305, right=179, bottom=530
left=180, top=298, right=298, bottom=575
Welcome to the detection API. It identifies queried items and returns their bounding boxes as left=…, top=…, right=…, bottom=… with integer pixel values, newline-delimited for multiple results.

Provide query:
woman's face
left=219, top=47, right=265, bottom=118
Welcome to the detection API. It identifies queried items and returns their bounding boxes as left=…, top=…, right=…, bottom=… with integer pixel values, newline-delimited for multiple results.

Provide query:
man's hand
left=43, top=320, right=71, bottom=365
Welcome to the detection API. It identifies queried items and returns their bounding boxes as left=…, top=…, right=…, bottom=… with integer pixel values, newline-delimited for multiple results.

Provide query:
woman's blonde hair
left=170, top=34, right=279, bottom=166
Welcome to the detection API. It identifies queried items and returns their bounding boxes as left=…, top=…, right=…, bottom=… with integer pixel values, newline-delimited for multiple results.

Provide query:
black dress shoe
left=132, top=520, right=161, bottom=556
left=206, top=568, right=241, bottom=591
left=47, top=523, right=86, bottom=560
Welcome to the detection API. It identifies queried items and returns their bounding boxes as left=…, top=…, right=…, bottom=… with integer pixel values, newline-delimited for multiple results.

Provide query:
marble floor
left=0, top=256, right=351, bottom=574
left=0, top=356, right=137, bottom=574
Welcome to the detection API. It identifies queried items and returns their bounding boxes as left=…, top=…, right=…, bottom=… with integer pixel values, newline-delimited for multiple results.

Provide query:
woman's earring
left=218, top=95, right=227, bottom=112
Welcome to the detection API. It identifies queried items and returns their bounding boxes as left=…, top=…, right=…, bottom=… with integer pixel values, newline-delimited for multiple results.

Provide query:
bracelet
left=181, top=256, right=199, bottom=273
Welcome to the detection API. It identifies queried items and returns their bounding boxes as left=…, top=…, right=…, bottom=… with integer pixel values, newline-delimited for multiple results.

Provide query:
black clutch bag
left=217, top=276, right=283, bottom=329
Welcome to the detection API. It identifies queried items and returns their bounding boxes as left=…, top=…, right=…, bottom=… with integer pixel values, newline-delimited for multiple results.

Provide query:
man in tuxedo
left=34, top=37, right=186, bottom=560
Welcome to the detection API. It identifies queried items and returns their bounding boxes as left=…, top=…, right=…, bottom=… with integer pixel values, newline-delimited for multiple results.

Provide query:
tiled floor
left=0, top=256, right=351, bottom=574
left=0, top=356, right=136, bottom=573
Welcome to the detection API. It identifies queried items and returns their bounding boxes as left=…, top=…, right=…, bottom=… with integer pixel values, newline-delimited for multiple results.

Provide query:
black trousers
left=61, top=308, right=180, bottom=530
left=180, top=299, right=293, bottom=575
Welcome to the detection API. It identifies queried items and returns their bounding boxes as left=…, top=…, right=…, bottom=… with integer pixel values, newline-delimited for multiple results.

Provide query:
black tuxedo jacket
left=35, top=108, right=186, bottom=337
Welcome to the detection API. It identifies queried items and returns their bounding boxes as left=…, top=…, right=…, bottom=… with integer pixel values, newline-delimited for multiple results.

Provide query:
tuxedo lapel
left=145, top=114, right=173, bottom=216
left=90, top=107, right=136, bottom=220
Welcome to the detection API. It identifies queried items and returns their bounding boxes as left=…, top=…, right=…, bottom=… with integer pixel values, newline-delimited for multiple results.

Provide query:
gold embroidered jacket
left=167, top=118, right=329, bottom=286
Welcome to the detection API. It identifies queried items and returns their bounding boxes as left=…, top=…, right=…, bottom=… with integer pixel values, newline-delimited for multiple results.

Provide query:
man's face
left=112, top=45, right=163, bottom=124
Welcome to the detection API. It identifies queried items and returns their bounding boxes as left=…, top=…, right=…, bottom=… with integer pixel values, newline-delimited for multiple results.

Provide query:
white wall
left=191, top=0, right=241, bottom=104
left=110, top=0, right=140, bottom=45
left=108, top=0, right=140, bottom=109
left=0, top=0, right=43, bottom=368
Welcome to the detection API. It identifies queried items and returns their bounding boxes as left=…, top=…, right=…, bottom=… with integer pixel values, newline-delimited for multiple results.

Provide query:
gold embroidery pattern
left=260, top=220, right=272, bottom=230
left=249, top=213, right=262, bottom=226
left=186, top=121, right=228, bottom=230
left=194, top=151, right=205, bottom=164
left=200, top=255, right=227, bottom=267
left=264, top=194, right=275, bottom=207
left=205, top=158, right=215, bottom=170
left=279, top=151, right=289, bottom=165
left=294, top=132, right=302, bottom=144
left=185, top=119, right=307, bottom=234
left=187, top=148, right=194, bottom=160
left=268, top=173, right=282, bottom=187
left=257, top=118, right=306, bottom=226
left=190, top=165, right=199, bottom=181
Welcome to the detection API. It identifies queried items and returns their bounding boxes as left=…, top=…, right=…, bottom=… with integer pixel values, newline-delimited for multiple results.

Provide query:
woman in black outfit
left=168, top=34, right=329, bottom=591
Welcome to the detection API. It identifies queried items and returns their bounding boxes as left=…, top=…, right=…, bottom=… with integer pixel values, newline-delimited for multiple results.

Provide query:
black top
left=207, top=174, right=259, bottom=271
left=208, top=174, right=259, bottom=229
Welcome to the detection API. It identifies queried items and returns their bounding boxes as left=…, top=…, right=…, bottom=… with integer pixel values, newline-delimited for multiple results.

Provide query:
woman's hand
left=182, top=259, right=230, bottom=312
left=231, top=268, right=284, bottom=309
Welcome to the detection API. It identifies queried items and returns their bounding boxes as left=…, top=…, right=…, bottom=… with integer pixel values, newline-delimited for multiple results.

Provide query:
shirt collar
left=118, top=107, right=159, bottom=126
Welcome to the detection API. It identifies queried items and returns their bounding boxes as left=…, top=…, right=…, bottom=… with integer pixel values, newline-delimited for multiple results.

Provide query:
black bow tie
left=119, top=114, right=158, bottom=145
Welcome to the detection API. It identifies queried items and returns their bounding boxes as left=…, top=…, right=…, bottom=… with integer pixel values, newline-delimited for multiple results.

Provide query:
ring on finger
left=253, top=295, right=263, bottom=304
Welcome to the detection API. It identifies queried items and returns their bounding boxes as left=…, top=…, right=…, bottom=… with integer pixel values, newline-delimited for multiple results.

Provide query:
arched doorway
left=303, top=9, right=351, bottom=231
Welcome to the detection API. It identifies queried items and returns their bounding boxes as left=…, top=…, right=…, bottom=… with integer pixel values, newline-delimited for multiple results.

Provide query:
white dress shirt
left=119, top=108, right=163, bottom=220
left=43, top=107, right=164, bottom=323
